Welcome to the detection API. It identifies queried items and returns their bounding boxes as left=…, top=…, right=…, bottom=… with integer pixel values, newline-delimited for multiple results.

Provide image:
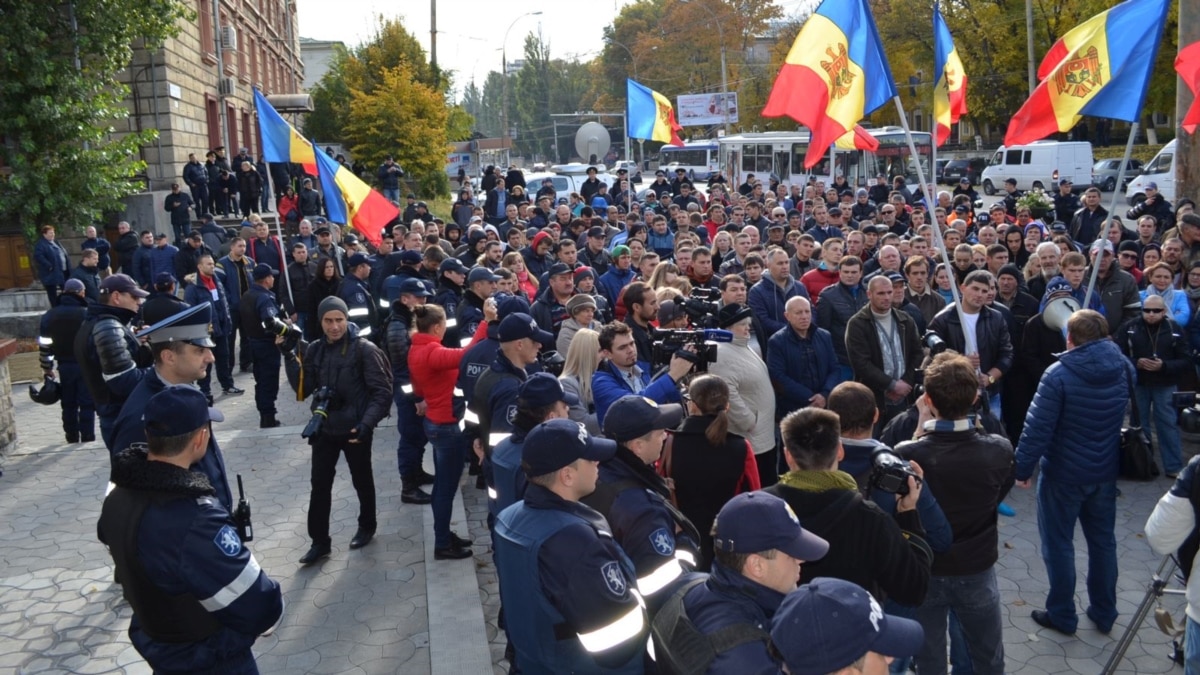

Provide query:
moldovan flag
left=627, top=79, right=683, bottom=145
left=934, top=5, right=968, bottom=147
left=1176, top=41, right=1200, bottom=134
left=313, top=145, right=394, bottom=248
left=1004, top=0, right=1169, bottom=146
left=253, top=88, right=317, bottom=176
left=762, top=0, right=897, bottom=168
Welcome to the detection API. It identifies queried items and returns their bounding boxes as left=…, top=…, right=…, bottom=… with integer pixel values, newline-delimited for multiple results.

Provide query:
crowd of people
left=34, top=156, right=1200, bottom=673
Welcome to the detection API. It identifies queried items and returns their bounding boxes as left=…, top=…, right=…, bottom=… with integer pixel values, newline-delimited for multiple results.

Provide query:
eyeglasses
left=1143, top=308, right=1165, bottom=314
left=1119, top=252, right=1138, bottom=259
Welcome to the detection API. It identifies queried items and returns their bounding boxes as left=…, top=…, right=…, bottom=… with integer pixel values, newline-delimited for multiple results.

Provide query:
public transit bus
left=658, top=140, right=721, bottom=181
left=716, top=127, right=934, bottom=190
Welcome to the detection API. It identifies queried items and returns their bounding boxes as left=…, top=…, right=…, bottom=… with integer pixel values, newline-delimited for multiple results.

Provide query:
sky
left=294, top=0, right=814, bottom=98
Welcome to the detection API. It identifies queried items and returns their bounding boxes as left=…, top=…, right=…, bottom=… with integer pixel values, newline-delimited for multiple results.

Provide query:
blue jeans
left=912, top=569, right=1005, bottom=675
left=424, top=420, right=466, bottom=549
left=1187, top=616, right=1200, bottom=675
left=383, top=188, right=400, bottom=203
left=987, top=391, right=1002, bottom=422
left=395, top=386, right=428, bottom=478
left=294, top=312, right=308, bottom=337
left=1036, top=478, right=1118, bottom=632
left=1135, top=384, right=1184, bottom=475
left=248, top=338, right=280, bottom=415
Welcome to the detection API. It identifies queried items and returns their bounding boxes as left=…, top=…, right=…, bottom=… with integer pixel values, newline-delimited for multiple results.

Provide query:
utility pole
left=1025, top=0, right=1036, bottom=94
left=430, top=0, right=438, bottom=89
left=1179, top=0, right=1200, bottom=203
left=212, top=0, right=230, bottom=152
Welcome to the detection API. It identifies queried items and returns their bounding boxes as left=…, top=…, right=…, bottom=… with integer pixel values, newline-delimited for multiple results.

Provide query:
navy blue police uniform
left=39, top=285, right=95, bottom=443
left=339, top=253, right=380, bottom=340
left=385, top=279, right=432, bottom=503
left=239, top=265, right=282, bottom=425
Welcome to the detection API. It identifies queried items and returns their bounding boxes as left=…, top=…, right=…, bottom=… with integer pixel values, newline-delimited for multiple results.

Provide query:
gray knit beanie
left=317, top=296, right=349, bottom=320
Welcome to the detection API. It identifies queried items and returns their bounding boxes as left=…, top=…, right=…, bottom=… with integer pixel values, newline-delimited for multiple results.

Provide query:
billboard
left=677, top=92, right=739, bottom=127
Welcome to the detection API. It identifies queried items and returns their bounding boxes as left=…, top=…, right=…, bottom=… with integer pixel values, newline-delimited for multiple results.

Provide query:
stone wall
left=0, top=340, right=18, bottom=459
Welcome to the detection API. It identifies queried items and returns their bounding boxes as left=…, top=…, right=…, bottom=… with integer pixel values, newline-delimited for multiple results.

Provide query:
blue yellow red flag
left=253, top=88, right=317, bottom=176
left=933, top=5, right=967, bottom=147
left=313, top=145, right=395, bottom=248
left=1005, top=0, right=1169, bottom=146
left=1176, top=41, right=1200, bottom=134
left=762, top=0, right=897, bottom=168
left=627, top=79, right=683, bottom=145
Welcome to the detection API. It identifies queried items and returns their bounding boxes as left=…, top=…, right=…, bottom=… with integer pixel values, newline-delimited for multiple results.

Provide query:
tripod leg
left=1101, top=556, right=1178, bottom=675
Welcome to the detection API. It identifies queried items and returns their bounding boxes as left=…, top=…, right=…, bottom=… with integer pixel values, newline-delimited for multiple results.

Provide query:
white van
left=980, top=141, right=1093, bottom=195
left=523, top=164, right=613, bottom=201
left=1126, top=139, right=1175, bottom=206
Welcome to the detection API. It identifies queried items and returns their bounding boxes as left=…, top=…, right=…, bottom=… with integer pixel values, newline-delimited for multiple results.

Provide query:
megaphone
left=1043, top=296, right=1082, bottom=333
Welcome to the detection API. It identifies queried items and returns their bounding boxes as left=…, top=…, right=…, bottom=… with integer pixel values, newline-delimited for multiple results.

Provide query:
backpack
left=648, top=576, right=768, bottom=675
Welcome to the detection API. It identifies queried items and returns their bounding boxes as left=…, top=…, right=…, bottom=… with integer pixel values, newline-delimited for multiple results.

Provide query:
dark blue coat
left=766, top=325, right=841, bottom=417
left=748, top=276, right=810, bottom=337
left=148, top=244, right=178, bottom=282
left=592, top=359, right=682, bottom=426
left=132, top=243, right=155, bottom=288
left=681, top=563, right=782, bottom=674
left=82, top=236, right=111, bottom=270
left=184, top=272, right=233, bottom=338
left=34, top=237, right=69, bottom=286
left=1015, top=339, right=1134, bottom=484
left=598, top=267, right=636, bottom=308
left=216, top=254, right=254, bottom=310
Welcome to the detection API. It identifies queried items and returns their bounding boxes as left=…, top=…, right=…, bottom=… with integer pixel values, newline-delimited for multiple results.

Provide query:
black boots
left=401, top=475, right=432, bottom=505
left=260, top=414, right=281, bottom=429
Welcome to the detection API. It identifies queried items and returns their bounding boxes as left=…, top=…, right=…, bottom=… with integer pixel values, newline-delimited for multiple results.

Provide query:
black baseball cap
left=602, top=395, right=684, bottom=442
left=144, top=385, right=224, bottom=438
left=518, top=372, right=579, bottom=408
left=523, top=418, right=617, bottom=475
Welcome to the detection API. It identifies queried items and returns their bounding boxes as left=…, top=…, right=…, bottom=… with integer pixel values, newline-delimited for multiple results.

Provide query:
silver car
left=1091, top=158, right=1142, bottom=192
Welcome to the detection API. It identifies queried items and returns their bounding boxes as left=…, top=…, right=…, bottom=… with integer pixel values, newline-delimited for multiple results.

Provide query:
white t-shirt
left=961, top=309, right=980, bottom=355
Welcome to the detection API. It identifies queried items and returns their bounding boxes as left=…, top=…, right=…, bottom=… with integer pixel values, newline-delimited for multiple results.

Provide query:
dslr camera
left=302, top=386, right=335, bottom=439
left=651, top=328, right=718, bottom=374
left=922, top=330, right=947, bottom=356
left=679, top=287, right=720, bottom=329
left=869, top=447, right=922, bottom=497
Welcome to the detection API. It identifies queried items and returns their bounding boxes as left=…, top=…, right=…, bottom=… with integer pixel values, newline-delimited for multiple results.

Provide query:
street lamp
left=680, top=0, right=729, bottom=136
left=604, top=36, right=638, bottom=80
left=502, top=11, right=542, bottom=161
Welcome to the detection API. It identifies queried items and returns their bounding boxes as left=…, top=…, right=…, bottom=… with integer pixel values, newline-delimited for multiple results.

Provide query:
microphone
left=701, top=328, right=734, bottom=343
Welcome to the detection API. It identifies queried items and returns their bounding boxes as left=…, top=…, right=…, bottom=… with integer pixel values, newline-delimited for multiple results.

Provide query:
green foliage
left=0, top=0, right=189, bottom=240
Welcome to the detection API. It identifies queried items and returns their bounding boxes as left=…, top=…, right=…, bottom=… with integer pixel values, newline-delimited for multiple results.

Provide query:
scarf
left=1146, top=283, right=1177, bottom=307
left=777, top=469, right=859, bottom=493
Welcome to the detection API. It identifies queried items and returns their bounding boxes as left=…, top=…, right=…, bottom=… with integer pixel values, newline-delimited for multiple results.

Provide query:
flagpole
left=892, top=95, right=975, bottom=356
left=274, top=217, right=296, bottom=316
left=1082, top=121, right=1139, bottom=309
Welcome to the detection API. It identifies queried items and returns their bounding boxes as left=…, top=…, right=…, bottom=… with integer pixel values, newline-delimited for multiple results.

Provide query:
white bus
left=658, top=140, right=721, bottom=181
left=716, top=127, right=934, bottom=190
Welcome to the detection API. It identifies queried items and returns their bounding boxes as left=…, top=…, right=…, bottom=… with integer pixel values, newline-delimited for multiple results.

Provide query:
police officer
left=650, top=492, right=829, bottom=674
left=494, top=418, right=649, bottom=673
left=240, top=263, right=284, bottom=428
left=75, top=273, right=150, bottom=452
left=143, top=272, right=189, bottom=324
left=110, top=303, right=233, bottom=511
left=99, top=386, right=283, bottom=673
left=457, top=267, right=499, bottom=344
left=39, top=278, right=94, bottom=443
left=586, top=395, right=700, bottom=603
left=433, top=257, right=468, bottom=344
left=489, top=373, right=577, bottom=519
left=386, top=278, right=434, bottom=505
left=473, top=312, right=554, bottom=453
left=339, top=252, right=379, bottom=340
left=287, top=296, right=393, bottom=565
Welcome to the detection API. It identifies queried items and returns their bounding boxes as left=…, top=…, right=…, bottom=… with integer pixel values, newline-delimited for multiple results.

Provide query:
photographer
left=286, top=297, right=393, bottom=565
left=710, top=303, right=778, bottom=485
left=592, top=321, right=687, bottom=426
left=897, top=352, right=1014, bottom=675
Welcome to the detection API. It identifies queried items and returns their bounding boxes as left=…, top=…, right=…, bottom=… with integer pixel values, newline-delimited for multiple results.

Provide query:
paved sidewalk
left=0, top=364, right=1194, bottom=674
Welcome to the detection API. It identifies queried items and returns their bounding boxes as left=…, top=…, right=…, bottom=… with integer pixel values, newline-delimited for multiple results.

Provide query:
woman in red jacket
left=409, top=300, right=495, bottom=559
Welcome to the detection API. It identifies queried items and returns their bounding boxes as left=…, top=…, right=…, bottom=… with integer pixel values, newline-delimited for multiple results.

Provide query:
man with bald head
left=864, top=244, right=902, bottom=279
left=845, top=275, right=924, bottom=426
left=768, top=296, right=842, bottom=420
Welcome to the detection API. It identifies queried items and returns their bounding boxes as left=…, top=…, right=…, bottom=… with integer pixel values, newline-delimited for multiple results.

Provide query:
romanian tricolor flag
left=762, top=0, right=896, bottom=169
left=253, top=88, right=317, bottom=176
left=313, top=146, right=395, bottom=248
left=1004, top=0, right=1169, bottom=146
left=627, top=79, right=683, bottom=145
left=1176, top=40, right=1200, bottom=134
left=933, top=5, right=967, bottom=147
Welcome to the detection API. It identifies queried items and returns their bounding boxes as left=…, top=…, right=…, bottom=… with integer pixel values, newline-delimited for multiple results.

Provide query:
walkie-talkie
left=234, top=474, right=253, bottom=542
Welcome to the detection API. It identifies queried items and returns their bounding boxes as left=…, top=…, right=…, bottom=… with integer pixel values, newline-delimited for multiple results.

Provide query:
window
left=739, top=144, right=772, bottom=173
left=227, top=103, right=238, bottom=155
left=1146, top=153, right=1172, bottom=174
left=237, top=24, right=248, bottom=82
left=242, top=110, right=252, bottom=156
left=205, top=95, right=221, bottom=150
left=249, top=37, right=258, bottom=86
left=198, top=0, right=215, bottom=64
left=1004, top=150, right=1021, bottom=165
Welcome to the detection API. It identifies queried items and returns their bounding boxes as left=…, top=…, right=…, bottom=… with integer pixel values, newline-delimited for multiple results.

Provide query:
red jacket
left=800, top=266, right=839, bottom=302
left=408, top=320, right=489, bottom=424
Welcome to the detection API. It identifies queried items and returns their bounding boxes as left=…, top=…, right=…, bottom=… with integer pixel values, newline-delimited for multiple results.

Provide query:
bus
left=716, top=127, right=934, bottom=191
left=658, top=140, right=720, bottom=181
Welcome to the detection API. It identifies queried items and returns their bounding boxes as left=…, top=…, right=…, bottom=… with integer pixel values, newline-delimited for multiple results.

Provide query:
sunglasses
left=1143, top=308, right=1165, bottom=314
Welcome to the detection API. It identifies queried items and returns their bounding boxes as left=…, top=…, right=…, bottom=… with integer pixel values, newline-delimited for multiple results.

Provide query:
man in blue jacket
left=598, top=245, right=636, bottom=308
left=591, top=321, right=688, bottom=426
left=1015, top=309, right=1134, bottom=636
left=748, top=248, right=810, bottom=337
left=768, top=296, right=842, bottom=420
left=34, top=225, right=70, bottom=306
left=184, top=254, right=243, bottom=401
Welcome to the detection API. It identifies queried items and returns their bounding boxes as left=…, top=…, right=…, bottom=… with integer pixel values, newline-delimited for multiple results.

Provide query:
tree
left=0, top=0, right=189, bottom=239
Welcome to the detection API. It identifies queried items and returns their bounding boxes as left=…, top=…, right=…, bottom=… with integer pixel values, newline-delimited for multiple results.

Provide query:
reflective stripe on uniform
left=636, top=558, right=683, bottom=596
left=675, top=549, right=696, bottom=567
left=463, top=409, right=479, bottom=424
left=487, top=487, right=498, bottom=500
left=199, top=554, right=262, bottom=612
left=452, top=387, right=464, bottom=398
left=460, top=337, right=473, bottom=347
left=445, top=318, right=457, bottom=328
left=401, top=384, right=414, bottom=394
left=489, top=432, right=510, bottom=447
left=347, top=307, right=370, bottom=317
left=37, top=336, right=53, bottom=346
left=576, top=597, right=646, bottom=653
left=358, top=326, right=372, bottom=337
left=102, top=365, right=135, bottom=382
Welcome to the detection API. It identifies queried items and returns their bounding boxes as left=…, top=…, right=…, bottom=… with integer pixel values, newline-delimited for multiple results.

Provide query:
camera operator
left=710, top=303, right=778, bottom=485
left=926, top=270, right=1014, bottom=418
left=764, top=408, right=932, bottom=608
left=622, top=281, right=658, bottom=366
left=592, top=321, right=688, bottom=425
left=286, top=296, right=393, bottom=565
left=894, top=352, right=1014, bottom=675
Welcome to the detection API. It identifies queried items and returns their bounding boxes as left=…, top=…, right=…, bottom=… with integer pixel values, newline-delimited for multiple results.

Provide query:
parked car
left=942, top=157, right=988, bottom=186
left=980, top=141, right=1093, bottom=194
left=934, top=159, right=949, bottom=184
left=1091, top=158, right=1143, bottom=192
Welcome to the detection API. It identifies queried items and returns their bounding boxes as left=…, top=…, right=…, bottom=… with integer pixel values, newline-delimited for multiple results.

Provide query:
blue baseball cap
left=143, top=385, right=224, bottom=439
left=439, top=258, right=468, bottom=275
left=251, top=263, right=275, bottom=280
left=398, top=249, right=423, bottom=266
left=139, top=303, right=216, bottom=348
left=770, top=578, right=924, bottom=674
left=468, top=267, right=501, bottom=284
left=346, top=252, right=370, bottom=269
left=713, top=492, right=828, bottom=561
left=494, top=292, right=531, bottom=319
left=522, top=418, right=617, bottom=476
left=518, top=372, right=579, bottom=409
left=602, top=395, right=684, bottom=442
left=497, top=312, right=554, bottom=344
left=398, top=278, right=431, bottom=297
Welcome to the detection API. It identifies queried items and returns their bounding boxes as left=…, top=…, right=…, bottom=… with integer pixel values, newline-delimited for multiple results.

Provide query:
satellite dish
left=575, top=122, right=611, bottom=165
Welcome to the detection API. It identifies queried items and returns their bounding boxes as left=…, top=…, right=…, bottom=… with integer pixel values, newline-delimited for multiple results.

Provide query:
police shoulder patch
left=214, top=524, right=242, bottom=557
left=505, top=405, right=518, bottom=424
left=649, top=528, right=675, bottom=556
left=600, top=561, right=627, bottom=597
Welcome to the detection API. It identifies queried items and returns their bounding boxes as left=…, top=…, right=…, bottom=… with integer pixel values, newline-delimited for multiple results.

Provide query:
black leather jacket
left=927, top=304, right=1014, bottom=393
left=291, top=329, right=393, bottom=440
